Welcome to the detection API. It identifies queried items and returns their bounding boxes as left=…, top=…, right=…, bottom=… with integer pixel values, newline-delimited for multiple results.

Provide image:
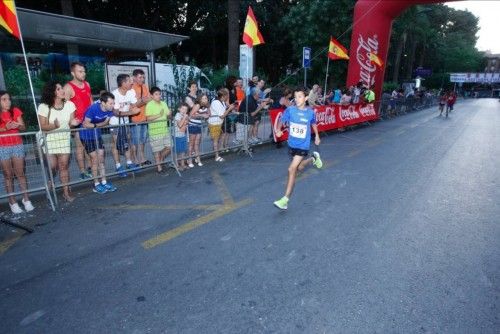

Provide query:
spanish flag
left=369, top=52, right=384, bottom=67
left=0, top=0, right=20, bottom=39
left=242, top=6, right=264, bottom=48
left=328, top=37, right=349, bottom=60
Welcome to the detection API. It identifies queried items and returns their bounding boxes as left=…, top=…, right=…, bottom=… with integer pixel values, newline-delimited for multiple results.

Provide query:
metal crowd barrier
left=0, top=131, right=55, bottom=211
left=378, top=95, right=438, bottom=119
left=2, top=95, right=439, bottom=212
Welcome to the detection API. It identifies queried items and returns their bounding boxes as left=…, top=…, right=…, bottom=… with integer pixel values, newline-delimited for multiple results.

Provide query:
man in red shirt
left=64, top=62, right=93, bottom=180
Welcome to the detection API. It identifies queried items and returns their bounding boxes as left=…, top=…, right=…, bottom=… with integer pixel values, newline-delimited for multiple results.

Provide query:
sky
left=445, top=0, right=500, bottom=54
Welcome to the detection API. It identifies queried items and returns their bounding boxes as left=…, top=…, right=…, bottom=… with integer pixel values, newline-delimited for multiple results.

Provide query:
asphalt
left=0, top=98, right=498, bottom=333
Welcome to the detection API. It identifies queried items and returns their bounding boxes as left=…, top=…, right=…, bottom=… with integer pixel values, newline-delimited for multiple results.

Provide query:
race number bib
left=289, top=122, right=307, bottom=139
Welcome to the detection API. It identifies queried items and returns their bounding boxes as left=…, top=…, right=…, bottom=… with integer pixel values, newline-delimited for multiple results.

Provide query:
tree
left=279, top=0, right=355, bottom=88
left=388, top=4, right=484, bottom=88
left=227, top=0, right=240, bottom=71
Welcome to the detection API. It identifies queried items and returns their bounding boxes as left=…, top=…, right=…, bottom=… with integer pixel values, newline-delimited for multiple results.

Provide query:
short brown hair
left=70, top=62, right=85, bottom=71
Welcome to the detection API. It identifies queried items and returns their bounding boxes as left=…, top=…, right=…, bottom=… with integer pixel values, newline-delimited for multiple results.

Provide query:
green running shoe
left=273, top=196, right=288, bottom=210
left=312, top=151, right=323, bottom=169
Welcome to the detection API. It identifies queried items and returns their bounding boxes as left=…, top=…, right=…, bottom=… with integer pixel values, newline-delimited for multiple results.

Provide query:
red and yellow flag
left=242, top=6, right=264, bottom=48
left=0, top=0, right=20, bottom=39
left=369, top=52, right=384, bottom=67
left=328, top=37, right=349, bottom=60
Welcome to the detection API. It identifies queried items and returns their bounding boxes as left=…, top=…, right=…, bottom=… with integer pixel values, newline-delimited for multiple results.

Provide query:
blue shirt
left=281, top=106, right=316, bottom=150
left=79, top=102, right=114, bottom=140
left=331, top=89, right=341, bottom=103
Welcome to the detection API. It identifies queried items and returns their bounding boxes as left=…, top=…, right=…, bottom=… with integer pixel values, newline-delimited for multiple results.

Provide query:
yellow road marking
left=0, top=233, right=23, bottom=256
left=99, top=204, right=223, bottom=211
left=142, top=198, right=252, bottom=249
left=211, top=171, right=235, bottom=205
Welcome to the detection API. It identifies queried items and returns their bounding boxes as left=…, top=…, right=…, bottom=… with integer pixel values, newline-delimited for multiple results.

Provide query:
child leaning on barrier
left=0, top=90, right=35, bottom=214
left=174, top=103, right=190, bottom=170
left=145, top=87, right=172, bottom=174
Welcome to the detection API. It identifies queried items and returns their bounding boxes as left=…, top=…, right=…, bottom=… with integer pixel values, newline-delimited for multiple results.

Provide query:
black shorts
left=289, top=147, right=309, bottom=158
left=222, top=118, right=236, bottom=133
left=81, top=137, right=104, bottom=154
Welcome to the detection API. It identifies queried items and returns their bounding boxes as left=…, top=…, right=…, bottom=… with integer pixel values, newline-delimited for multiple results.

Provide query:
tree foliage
left=14, top=0, right=486, bottom=89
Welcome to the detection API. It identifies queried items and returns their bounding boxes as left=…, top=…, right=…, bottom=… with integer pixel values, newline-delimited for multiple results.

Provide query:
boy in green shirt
left=145, top=87, right=172, bottom=174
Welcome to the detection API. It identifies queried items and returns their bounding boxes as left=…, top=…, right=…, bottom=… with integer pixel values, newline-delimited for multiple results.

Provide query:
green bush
left=4, top=66, right=31, bottom=96
left=204, top=66, right=239, bottom=90
left=85, top=61, right=105, bottom=93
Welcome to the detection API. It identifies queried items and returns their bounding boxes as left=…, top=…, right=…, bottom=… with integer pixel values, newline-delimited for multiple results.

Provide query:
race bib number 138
left=289, top=122, right=307, bottom=139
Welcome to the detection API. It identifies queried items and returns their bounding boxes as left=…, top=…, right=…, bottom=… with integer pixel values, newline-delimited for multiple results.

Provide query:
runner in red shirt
left=447, top=91, right=457, bottom=112
left=0, top=90, right=34, bottom=214
left=438, top=92, right=447, bottom=116
left=64, top=62, right=93, bottom=180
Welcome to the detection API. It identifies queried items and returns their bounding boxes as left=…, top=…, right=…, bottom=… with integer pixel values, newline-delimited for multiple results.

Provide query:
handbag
left=36, top=105, right=52, bottom=153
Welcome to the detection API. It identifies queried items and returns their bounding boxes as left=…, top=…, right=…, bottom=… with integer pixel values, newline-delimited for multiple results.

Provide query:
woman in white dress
left=38, top=81, right=79, bottom=202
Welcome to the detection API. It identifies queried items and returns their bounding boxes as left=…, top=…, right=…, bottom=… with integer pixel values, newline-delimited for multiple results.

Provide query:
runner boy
left=273, top=87, right=323, bottom=210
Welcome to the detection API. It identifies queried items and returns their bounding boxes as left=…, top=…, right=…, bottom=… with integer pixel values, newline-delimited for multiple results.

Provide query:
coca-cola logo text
left=314, top=107, right=336, bottom=126
left=356, top=34, right=379, bottom=87
left=359, top=104, right=376, bottom=117
left=339, top=105, right=360, bottom=122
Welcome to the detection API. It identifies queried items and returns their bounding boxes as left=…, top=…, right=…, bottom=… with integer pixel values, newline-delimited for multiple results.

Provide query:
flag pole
left=12, top=1, right=41, bottom=130
left=323, top=56, right=330, bottom=103
left=11, top=1, right=55, bottom=211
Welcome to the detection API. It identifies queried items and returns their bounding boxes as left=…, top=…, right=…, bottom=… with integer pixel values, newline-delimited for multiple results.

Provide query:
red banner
left=269, top=103, right=379, bottom=142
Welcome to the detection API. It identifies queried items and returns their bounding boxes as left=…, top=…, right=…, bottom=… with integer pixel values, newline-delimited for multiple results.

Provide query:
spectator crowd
left=0, top=62, right=441, bottom=213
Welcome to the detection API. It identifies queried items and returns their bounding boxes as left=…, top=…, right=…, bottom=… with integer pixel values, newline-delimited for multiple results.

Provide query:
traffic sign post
left=303, top=47, right=311, bottom=87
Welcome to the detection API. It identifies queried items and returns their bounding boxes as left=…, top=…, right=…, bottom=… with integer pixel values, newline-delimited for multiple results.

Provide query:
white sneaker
left=22, top=199, right=35, bottom=212
left=188, top=162, right=195, bottom=168
left=9, top=202, right=24, bottom=214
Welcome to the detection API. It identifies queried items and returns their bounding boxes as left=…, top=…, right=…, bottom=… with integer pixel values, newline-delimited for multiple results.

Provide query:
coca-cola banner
left=269, top=104, right=379, bottom=142
left=346, top=0, right=449, bottom=101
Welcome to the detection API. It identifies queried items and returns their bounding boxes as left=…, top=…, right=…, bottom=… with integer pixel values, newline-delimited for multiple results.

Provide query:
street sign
left=414, top=67, right=432, bottom=77
left=303, top=47, right=311, bottom=68
left=239, top=44, right=254, bottom=83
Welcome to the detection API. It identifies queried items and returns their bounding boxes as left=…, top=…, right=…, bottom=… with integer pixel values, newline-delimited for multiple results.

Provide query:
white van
left=119, top=61, right=212, bottom=94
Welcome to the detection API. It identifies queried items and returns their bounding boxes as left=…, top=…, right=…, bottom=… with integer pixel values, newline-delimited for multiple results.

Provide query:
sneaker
left=312, top=151, right=323, bottom=169
left=188, top=162, right=195, bottom=168
left=80, top=172, right=92, bottom=180
left=93, top=183, right=107, bottom=194
left=126, top=163, right=140, bottom=170
left=102, top=182, right=117, bottom=192
left=22, top=199, right=35, bottom=212
left=273, top=196, right=288, bottom=210
left=116, top=166, right=127, bottom=178
left=196, top=159, right=203, bottom=167
left=9, top=202, right=24, bottom=214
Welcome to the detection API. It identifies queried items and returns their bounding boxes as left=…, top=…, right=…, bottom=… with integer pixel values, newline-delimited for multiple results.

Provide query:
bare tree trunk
left=418, top=40, right=426, bottom=68
left=227, top=0, right=240, bottom=71
left=405, top=37, right=418, bottom=80
left=391, top=31, right=407, bottom=83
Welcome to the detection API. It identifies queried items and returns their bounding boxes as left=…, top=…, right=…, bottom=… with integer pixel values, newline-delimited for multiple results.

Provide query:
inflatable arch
left=346, top=0, right=458, bottom=100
